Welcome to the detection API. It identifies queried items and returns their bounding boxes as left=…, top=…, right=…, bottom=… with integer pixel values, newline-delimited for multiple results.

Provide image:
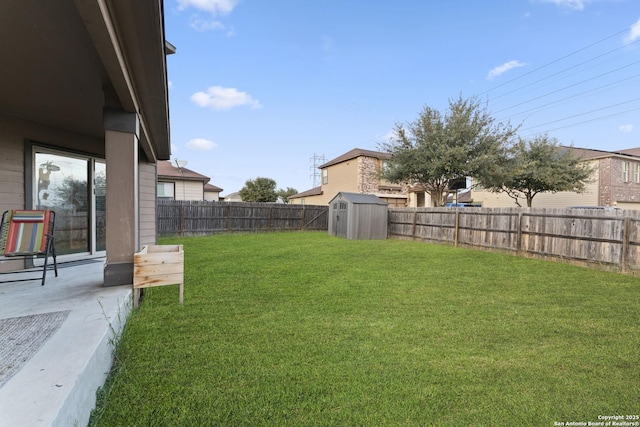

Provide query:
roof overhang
left=0, top=0, right=171, bottom=161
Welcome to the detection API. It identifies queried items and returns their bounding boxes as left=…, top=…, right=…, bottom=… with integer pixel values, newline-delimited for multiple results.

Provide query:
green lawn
left=90, top=232, right=639, bottom=426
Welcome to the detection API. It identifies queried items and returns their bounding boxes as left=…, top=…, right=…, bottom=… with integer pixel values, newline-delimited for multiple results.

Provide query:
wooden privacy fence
left=157, top=200, right=328, bottom=237
left=388, top=207, right=640, bottom=273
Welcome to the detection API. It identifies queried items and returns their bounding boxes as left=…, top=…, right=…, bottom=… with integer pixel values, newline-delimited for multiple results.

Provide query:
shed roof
left=332, top=192, right=388, bottom=205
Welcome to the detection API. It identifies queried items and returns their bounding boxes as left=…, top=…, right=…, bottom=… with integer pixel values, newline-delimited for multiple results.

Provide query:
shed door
left=336, top=201, right=348, bottom=237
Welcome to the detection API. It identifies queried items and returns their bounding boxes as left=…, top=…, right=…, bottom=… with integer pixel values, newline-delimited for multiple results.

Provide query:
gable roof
left=320, top=148, right=391, bottom=169
left=204, top=183, right=223, bottom=192
left=562, top=146, right=640, bottom=160
left=157, top=160, right=210, bottom=183
left=289, top=186, right=323, bottom=199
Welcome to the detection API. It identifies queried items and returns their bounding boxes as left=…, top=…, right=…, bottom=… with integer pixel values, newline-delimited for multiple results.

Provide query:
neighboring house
left=204, top=183, right=224, bottom=201
left=157, top=160, right=222, bottom=201
left=471, top=146, right=640, bottom=209
left=223, top=192, right=243, bottom=202
left=289, top=148, right=407, bottom=206
left=0, top=1, right=171, bottom=286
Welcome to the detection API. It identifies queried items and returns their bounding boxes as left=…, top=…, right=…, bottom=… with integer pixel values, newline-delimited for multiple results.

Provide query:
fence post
left=621, top=216, right=630, bottom=273
left=454, top=210, right=460, bottom=247
left=227, top=204, right=231, bottom=233
left=412, top=209, right=418, bottom=240
left=180, top=203, right=185, bottom=237
left=516, top=211, right=523, bottom=255
left=301, top=206, right=306, bottom=231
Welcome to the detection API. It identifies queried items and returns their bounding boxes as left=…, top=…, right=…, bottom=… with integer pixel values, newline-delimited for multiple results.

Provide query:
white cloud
left=624, top=18, right=640, bottom=44
left=177, top=0, right=238, bottom=15
left=619, top=124, right=634, bottom=133
left=486, top=60, right=526, bottom=80
left=537, top=0, right=587, bottom=10
left=168, top=81, right=173, bottom=89
left=186, top=138, right=217, bottom=150
left=189, top=16, right=225, bottom=32
left=177, top=0, right=238, bottom=33
left=536, top=0, right=623, bottom=11
left=191, top=86, right=262, bottom=110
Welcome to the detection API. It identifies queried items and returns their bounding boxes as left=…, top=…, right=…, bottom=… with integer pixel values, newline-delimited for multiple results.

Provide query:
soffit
left=0, top=1, right=107, bottom=138
left=0, top=0, right=171, bottom=161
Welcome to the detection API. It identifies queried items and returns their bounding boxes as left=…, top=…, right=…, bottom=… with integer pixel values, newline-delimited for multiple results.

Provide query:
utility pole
left=309, top=153, right=326, bottom=187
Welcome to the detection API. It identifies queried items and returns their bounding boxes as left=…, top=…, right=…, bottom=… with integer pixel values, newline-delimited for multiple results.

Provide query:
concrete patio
left=0, top=259, right=132, bottom=427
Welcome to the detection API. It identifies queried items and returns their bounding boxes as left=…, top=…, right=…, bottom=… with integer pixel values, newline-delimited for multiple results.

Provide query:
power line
left=521, top=102, right=640, bottom=133
left=494, top=59, right=640, bottom=115
left=488, top=39, right=639, bottom=102
left=497, top=73, right=640, bottom=121
left=478, top=26, right=632, bottom=97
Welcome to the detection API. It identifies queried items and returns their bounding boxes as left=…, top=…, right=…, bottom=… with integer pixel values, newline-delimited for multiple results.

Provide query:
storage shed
left=328, top=192, right=388, bottom=240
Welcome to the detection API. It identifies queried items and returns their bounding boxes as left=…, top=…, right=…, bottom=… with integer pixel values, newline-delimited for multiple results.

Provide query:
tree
left=239, top=177, right=278, bottom=202
left=380, top=96, right=517, bottom=206
left=276, top=187, right=298, bottom=204
left=481, top=135, right=593, bottom=207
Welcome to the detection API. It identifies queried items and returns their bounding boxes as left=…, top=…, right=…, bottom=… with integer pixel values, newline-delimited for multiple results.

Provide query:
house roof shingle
left=157, top=160, right=210, bottom=183
left=319, top=148, right=390, bottom=169
left=290, top=186, right=323, bottom=199
left=204, top=183, right=223, bottom=192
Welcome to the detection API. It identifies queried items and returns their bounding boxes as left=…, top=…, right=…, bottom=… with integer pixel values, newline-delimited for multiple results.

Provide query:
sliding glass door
left=34, top=150, right=105, bottom=256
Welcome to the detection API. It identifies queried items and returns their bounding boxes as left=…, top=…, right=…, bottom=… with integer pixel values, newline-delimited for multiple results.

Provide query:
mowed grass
left=90, top=232, right=639, bottom=426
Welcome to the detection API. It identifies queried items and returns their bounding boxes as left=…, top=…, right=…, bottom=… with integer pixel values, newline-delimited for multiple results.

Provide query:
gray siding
left=139, top=161, right=157, bottom=248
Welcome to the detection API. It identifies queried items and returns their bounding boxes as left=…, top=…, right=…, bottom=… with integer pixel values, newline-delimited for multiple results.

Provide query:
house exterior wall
left=0, top=114, right=104, bottom=208
left=292, top=154, right=405, bottom=206
left=0, top=114, right=103, bottom=210
left=358, top=156, right=380, bottom=193
left=139, top=160, right=157, bottom=247
left=605, top=157, right=640, bottom=206
left=471, top=159, right=601, bottom=208
left=324, top=160, right=360, bottom=199
left=204, top=192, right=220, bottom=201
left=172, top=180, right=204, bottom=201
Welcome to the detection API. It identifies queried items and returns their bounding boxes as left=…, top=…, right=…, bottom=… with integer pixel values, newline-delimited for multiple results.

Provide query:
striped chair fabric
left=4, top=210, right=51, bottom=255
left=0, top=209, right=57, bottom=286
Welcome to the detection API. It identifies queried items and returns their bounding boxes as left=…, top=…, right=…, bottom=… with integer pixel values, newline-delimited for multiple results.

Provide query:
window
left=157, top=182, right=175, bottom=199
left=322, top=169, right=328, bottom=185
left=623, top=162, right=630, bottom=182
left=32, top=147, right=105, bottom=256
left=635, top=163, right=640, bottom=184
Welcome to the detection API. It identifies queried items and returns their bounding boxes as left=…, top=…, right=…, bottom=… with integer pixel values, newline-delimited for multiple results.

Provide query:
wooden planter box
left=133, top=244, right=184, bottom=307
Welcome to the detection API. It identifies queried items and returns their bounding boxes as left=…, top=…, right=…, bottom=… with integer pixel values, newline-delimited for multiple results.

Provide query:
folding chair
left=0, top=210, right=58, bottom=286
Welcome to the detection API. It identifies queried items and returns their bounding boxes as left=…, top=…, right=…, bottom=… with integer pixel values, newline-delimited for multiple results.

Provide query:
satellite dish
left=175, top=159, right=188, bottom=169
left=40, top=161, right=60, bottom=171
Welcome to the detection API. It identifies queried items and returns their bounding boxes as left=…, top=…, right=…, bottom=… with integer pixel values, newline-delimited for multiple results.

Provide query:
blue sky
left=164, top=0, right=640, bottom=196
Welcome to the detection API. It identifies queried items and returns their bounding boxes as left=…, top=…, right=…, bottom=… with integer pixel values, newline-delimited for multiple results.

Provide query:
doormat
left=0, top=310, right=70, bottom=389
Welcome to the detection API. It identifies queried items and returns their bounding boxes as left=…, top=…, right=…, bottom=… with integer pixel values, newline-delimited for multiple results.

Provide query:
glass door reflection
left=35, top=152, right=98, bottom=256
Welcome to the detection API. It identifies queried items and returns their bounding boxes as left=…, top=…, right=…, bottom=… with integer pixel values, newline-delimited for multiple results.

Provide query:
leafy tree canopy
left=276, top=187, right=298, bottom=204
left=380, top=96, right=517, bottom=206
left=481, top=135, right=594, bottom=207
left=239, top=177, right=278, bottom=202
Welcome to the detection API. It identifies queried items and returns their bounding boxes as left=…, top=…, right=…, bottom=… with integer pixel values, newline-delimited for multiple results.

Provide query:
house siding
left=0, top=114, right=104, bottom=211
left=472, top=159, right=602, bottom=208
left=173, top=180, right=204, bottom=201
left=0, top=114, right=104, bottom=272
left=139, top=161, right=157, bottom=247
